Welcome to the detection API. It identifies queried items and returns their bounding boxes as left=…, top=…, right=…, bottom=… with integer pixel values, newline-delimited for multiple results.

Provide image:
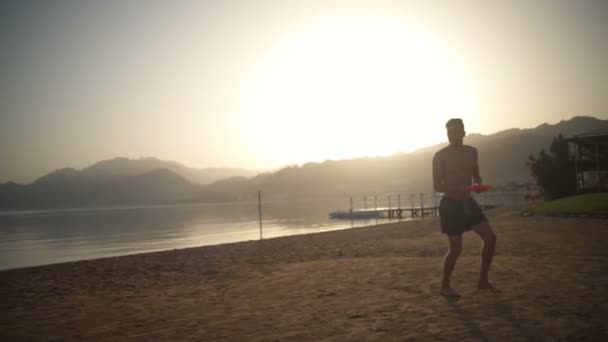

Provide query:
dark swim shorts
left=439, top=197, right=487, bottom=236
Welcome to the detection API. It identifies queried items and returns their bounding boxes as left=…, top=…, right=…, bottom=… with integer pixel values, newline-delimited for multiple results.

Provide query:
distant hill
left=0, top=157, right=258, bottom=210
left=82, top=157, right=258, bottom=185
left=1, top=116, right=606, bottom=210
left=0, top=168, right=197, bottom=210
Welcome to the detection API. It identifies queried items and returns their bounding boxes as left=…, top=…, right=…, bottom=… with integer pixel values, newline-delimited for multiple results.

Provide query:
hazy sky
left=1, top=0, right=607, bottom=183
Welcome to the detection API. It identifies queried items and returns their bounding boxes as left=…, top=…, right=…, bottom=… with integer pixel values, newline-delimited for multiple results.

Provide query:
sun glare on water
left=240, top=15, right=473, bottom=167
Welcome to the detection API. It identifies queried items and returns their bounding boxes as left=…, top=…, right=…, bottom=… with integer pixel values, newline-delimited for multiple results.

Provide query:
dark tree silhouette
left=527, top=134, right=576, bottom=200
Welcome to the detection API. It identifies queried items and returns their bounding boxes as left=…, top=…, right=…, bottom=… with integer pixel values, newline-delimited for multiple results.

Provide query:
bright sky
left=1, top=0, right=607, bottom=183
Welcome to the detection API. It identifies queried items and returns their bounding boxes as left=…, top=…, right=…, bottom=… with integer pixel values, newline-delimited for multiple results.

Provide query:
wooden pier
left=329, top=193, right=498, bottom=220
left=329, top=206, right=438, bottom=220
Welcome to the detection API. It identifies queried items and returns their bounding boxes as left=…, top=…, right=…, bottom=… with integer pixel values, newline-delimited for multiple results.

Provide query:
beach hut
left=567, top=127, right=608, bottom=193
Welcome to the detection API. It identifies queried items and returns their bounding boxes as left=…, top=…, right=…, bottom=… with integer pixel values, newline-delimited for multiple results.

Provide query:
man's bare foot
left=478, top=282, right=501, bottom=293
left=440, top=287, right=461, bottom=298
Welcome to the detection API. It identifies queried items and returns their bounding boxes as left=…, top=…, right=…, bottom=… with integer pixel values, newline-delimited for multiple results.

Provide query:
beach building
left=568, top=127, right=608, bottom=193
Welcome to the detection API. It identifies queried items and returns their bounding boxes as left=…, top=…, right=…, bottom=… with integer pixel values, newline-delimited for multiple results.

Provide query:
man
left=432, top=118, right=499, bottom=298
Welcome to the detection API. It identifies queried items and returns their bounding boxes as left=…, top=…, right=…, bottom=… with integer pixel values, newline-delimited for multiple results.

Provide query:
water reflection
left=0, top=199, right=392, bottom=270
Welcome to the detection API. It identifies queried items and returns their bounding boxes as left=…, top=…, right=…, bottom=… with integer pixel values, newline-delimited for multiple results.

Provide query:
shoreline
left=0, top=217, right=407, bottom=272
left=2, top=216, right=418, bottom=272
left=2, top=207, right=607, bottom=341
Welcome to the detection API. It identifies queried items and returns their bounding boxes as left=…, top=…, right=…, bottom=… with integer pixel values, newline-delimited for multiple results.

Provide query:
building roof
left=567, top=127, right=608, bottom=143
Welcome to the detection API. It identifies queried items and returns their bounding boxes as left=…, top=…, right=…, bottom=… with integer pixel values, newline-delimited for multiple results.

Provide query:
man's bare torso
left=432, top=145, right=480, bottom=200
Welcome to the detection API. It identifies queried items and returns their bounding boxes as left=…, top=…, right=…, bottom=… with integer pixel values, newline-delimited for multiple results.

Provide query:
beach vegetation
left=530, top=192, right=608, bottom=215
left=527, top=134, right=576, bottom=200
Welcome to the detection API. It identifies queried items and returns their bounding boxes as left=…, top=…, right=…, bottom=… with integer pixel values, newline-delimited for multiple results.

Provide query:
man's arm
left=472, top=148, right=482, bottom=185
left=432, top=152, right=445, bottom=192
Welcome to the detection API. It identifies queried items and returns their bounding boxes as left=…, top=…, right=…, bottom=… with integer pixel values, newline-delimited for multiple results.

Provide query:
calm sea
left=0, top=191, right=526, bottom=271
left=0, top=198, right=393, bottom=270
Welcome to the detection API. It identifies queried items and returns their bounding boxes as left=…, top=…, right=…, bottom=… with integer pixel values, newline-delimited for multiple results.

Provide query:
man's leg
left=472, top=222, right=500, bottom=292
left=442, top=234, right=462, bottom=295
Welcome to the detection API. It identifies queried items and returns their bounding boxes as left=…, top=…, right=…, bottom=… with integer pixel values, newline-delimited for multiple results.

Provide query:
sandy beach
left=1, top=207, right=607, bottom=341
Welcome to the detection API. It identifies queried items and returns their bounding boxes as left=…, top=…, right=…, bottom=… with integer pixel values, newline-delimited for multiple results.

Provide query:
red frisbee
left=466, top=184, right=493, bottom=192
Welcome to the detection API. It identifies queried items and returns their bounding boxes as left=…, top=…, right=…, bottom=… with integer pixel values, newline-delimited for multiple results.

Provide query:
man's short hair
left=445, top=118, right=464, bottom=129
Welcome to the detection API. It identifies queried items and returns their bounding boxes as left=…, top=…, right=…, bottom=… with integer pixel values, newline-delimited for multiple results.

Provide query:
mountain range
left=1, top=116, right=606, bottom=210
left=0, top=158, right=257, bottom=210
left=77, top=157, right=259, bottom=185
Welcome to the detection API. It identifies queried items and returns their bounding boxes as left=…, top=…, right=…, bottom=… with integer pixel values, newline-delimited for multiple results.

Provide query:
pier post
left=350, top=197, right=353, bottom=212
left=388, top=195, right=392, bottom=219
left=258, top=190, right=263, bottom=240
left=410, top=193, right=415, bottom=218
left=397, top=193, right=402, bottom=219
left=420, top=192, right=424, bottom=218
left=374, top=194, right=378, bottom=226
left=374, top=194, right=378, bottom=211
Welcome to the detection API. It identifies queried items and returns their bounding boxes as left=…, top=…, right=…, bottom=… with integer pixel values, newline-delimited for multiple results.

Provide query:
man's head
left=445, top=118, right=465, bottom=146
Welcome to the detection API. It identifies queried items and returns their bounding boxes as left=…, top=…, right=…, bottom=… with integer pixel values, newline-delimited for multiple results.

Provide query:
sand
left=1, top=207, right=607, bottom=341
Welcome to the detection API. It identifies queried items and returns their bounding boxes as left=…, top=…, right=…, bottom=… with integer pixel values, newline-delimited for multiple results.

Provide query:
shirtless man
left=432, top=118, right=499, bottom=298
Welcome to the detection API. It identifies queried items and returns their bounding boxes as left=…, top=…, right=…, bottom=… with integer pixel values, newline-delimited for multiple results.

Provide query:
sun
left=239, top=15, right=473, bottom=168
